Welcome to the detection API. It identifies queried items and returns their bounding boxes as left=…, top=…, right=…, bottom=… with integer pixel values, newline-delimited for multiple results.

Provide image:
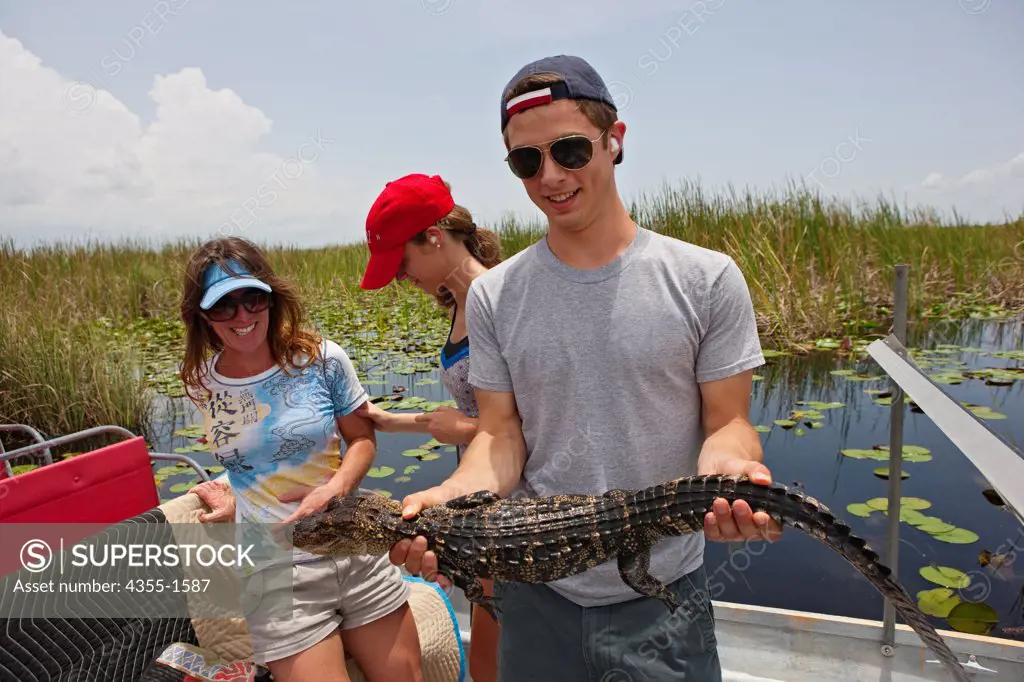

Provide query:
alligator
left=291, top=473, right=971, bottom=682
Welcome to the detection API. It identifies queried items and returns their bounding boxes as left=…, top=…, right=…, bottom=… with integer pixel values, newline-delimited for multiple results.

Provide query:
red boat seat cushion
left=0, top=436, right=159, bottom=524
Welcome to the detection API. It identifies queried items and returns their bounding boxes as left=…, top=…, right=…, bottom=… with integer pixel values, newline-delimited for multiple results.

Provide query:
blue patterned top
left=192, top=339, right=367, bottom=566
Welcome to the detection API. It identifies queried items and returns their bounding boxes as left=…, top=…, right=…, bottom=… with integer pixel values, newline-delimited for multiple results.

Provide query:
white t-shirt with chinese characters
left=192, top=339, right=368, bottom=568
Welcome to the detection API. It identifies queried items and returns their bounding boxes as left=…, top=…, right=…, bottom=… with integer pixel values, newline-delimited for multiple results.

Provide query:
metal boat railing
left=0, top=424, right=211, bottom=483
left=867, top=263, right=1024, bottom=670
left=0, top=423, right=53, bottom=477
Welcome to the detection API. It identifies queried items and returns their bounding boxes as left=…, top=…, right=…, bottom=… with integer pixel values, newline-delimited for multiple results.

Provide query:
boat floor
left=445, top=590, right=1024, bottom=681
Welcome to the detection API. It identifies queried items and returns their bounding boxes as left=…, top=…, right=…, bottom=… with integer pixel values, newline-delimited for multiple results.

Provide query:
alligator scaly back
left=291, top=474, right=970, bottom=682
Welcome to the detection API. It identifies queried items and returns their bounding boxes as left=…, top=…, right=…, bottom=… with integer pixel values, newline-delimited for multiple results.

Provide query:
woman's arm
left=324, top=408, right=377, bottom=497
left=414, top=406, right=477, bottom=445
left=355, top=400, right=477, bottom=445
left=355, top=400, right=431, bottom=433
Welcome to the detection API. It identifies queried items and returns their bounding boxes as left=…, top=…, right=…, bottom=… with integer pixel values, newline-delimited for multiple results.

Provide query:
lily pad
left=929, top=371, right=964, bottom=385
left=946, top=602, right=999, bottom=635
left=393, top=476, right=412, bottom=483
left=917, top=588, right=962, bottom=618
left=931, top=528, right=980, bottom=545
left=898, top=497, right=932, bottom=510
left=420, top=453, right=442, bottom=461
left=962, top=403, right=1006, bottom=420
left=841, top=449, right=884, bottom=460
left=169, top=481, right=198, bottom=493
left=873, top=466, right=909, bottom=480
left=897, top=508, right=930, bottom=525
left=754, top=425, right=771, bottom=433
left=865, top=497, right=890, bottom=511
left=367, top=466, right=396, bottom=478
left=774, top=419, right=796, bottom=428
left=917, top=518, right=957, bottom=534
left=872, top=445, right=933, bottom=463
left=796, top=401, right=845, bottom=410
left=403, top=465, right=421, bottom=475
left=920, top=565, right=970, bottom=589
left=846, top=503, right=874, bottom=518
left=402, top=448, right=430, bottom=458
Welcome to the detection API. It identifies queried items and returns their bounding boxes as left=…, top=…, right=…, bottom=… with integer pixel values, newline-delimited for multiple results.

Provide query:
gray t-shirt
left=466, top=224, right=765, bottom=607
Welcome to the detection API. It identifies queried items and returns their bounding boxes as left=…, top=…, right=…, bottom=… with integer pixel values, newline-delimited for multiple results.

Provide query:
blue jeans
left=491, top=564, right=721, bottom=681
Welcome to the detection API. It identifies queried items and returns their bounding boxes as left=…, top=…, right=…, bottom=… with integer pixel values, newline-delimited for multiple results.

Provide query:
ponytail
left=462, top=222, right=502, bottom=270
left=409, top=188, right=503, bottom=309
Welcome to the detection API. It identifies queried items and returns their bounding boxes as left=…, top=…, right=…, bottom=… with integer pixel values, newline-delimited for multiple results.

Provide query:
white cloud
left=0, top=30, right=356, bottom=248
left=918, top=151, right=1024, bottom=191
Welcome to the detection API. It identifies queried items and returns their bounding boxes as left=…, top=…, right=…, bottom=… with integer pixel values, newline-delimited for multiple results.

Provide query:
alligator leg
left=444, top=490, right=502, bottom=510
left=616, top=541, right=681, bottom=613
left=446, top=567, right=499, bottom=619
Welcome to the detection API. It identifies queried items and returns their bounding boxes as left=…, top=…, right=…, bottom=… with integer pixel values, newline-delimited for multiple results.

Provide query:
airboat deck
left=444, top=586, right=1024, bottom=681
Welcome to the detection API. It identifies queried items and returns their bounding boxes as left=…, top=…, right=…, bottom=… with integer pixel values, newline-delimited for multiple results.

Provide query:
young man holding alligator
left=391, top=54, right=779, bottom=680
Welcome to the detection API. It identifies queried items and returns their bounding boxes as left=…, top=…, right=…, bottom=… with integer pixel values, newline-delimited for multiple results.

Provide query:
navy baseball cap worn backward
left=500, top=54, right=622, bottom=164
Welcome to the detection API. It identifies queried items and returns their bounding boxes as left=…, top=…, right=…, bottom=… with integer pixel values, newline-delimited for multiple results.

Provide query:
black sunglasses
left=203, top=289, right=272, bottom=322
left=504, top=130, right=609, bottom=180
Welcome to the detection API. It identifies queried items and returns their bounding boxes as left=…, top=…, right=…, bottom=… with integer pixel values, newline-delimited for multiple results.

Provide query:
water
left=147, top=316, right=1024, bottom=641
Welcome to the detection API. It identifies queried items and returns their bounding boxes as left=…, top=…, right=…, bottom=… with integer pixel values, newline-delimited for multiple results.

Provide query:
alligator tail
left=657, top=475, right=971, bottom=682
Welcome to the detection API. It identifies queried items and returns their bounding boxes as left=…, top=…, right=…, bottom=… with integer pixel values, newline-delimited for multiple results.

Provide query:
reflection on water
left=149, top=317, right=1024, bottom=639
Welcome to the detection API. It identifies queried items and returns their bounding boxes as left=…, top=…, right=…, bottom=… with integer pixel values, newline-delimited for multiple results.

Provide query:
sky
left=1, top=0, right=1022, bottom=250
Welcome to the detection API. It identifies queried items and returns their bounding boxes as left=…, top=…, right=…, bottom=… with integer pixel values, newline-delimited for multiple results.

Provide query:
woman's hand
left=354, top=400, right=398, bottom=432
left=188, top=479, right=235, bottom=523
left=414, top=406, right=475, bottom=445
left=278, top=484, right=337, bottom=526
left=271, top=484, right=341, bottom=547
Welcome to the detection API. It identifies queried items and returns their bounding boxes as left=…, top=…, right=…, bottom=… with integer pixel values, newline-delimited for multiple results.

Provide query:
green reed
left=1, top=181, right=1021, bottom=442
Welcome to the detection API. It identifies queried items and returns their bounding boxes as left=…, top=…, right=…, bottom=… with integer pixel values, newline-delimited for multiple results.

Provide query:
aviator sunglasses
left=504, top=130, right=610, bottom=180
left=203, top=289, right=272, bottom=322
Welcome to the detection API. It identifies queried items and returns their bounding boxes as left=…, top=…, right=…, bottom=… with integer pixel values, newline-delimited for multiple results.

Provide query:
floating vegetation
left=917, top=588, right=962, bottom=618
left=946, top=602, right=1000, bottom=635
left=872, top=466, right=909, bottom=480
left=978, top=550, right=1012, bottom=570
left=367, top=466, right=395, bottom=478
left=920, top=565, right=970, bottom=589
left=830, top=369, right=884, bottom=382
left=962, top=403, right=1007, bottom=420
left=840, top=444, right=931, bottom=463
left=844, top=496, right=979, bottom=545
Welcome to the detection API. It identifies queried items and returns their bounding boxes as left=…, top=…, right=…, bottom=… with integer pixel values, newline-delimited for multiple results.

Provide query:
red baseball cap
left=360, top=174, right=455, bottom=290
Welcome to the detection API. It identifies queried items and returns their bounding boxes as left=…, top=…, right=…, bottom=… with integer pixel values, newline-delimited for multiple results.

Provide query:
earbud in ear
left=610, top=138, right=620, bottom=153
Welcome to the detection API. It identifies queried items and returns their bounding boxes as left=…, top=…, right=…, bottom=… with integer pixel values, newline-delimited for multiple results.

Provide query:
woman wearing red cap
left=355, top=173, right=503, bottom=682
